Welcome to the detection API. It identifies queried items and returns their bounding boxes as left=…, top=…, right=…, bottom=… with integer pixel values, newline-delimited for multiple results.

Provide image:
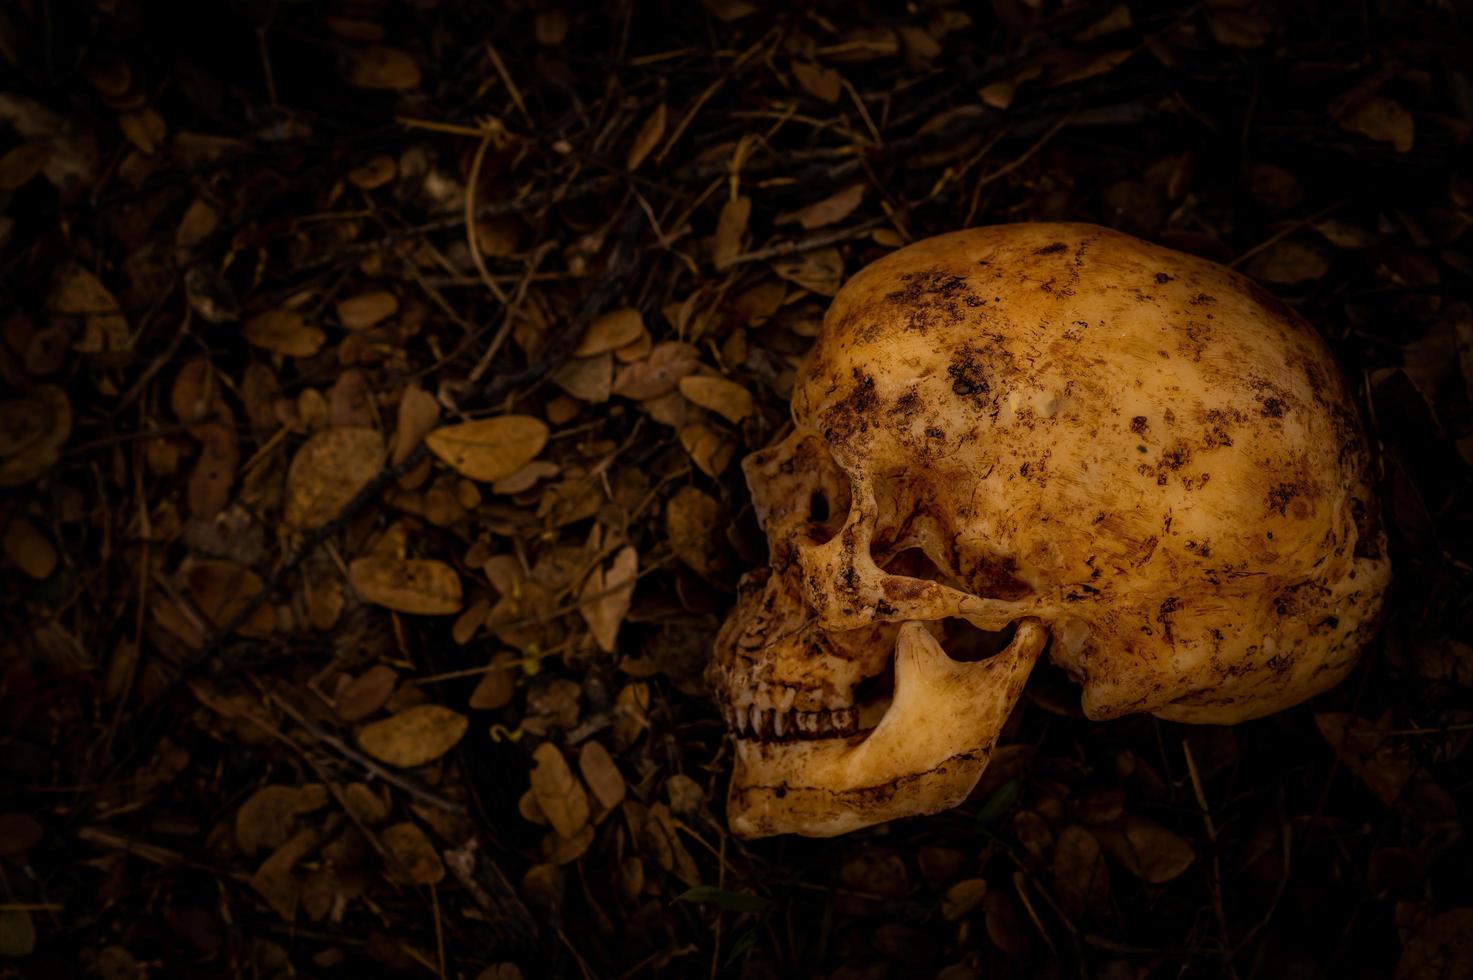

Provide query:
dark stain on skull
left=880, top=269, right=987, bottom=334
left=1131, top=416, right=1149, bottom=435
left=1034, top=241, right=1068, bottom=255
left=1267, top=482, right=1301, bottom=516
left=1156, top=596, right=1181, bottom=644
left=947, top=345, right=992, bottom=397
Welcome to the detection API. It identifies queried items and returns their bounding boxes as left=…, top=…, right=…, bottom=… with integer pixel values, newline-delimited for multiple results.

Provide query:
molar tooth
left=833, top=708, right=855, bottom=733
left=797, top=712, right=816, bottom=733
left=818, top=713, right=834, bottom=734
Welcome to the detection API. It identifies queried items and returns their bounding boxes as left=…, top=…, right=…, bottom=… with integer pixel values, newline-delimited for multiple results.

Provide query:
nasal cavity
left=809, top=491, right=829, bottom=524
left=938, top=617, right=1018, bottom=663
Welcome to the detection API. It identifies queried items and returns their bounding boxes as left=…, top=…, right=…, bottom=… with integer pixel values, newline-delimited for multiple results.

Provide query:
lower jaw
left=724, top=618, right=1048, bottom=839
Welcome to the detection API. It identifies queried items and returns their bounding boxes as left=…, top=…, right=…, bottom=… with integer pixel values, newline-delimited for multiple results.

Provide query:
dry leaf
left=344, top=47, right=422, bottom=90
left=793, top=61, right=842, bottom=102
left=666, top=486, right=723, bottom=578
left=627, top=103, right=667, bottom=171
left=551, top=352, right=614, bottom=403
left=679, top=422, right=736, bottom=477
left=1092, top=815, right=1195, bottom=884
left=1244, top=240, right=1331, bottom=284
left=779, top=184, right=865, bottom=230
left=51, top=263, right=128, bottom=354
left=1053, top=824, right=1111, bottom=920
left=470, top=652, right=520, bottom=710
left=529, top=742, right=590, bottom=839
left=613, top=341, right=701, bottom=400
left=348, top=155, right=397, bottom=189
left=771, top=247, right=844, bottom=295
left=713, top=196, right=751, bottom=270
left=336, top=290, right=398, bottom=330
left=426, top=415, right=549, bottom=482
left=187, top=558, right=273, bottom=636
left=336, top=664, right=399, bottom=721
left=357, top=704, right=468, bottom=767
left=678, top=374, right=755, bottom=423
left=1397, top=908, right=1473, bottom=980
left=236, top=784, right=329, bottom=857
left=284, top=428, right=384, bottom=529
left=578, top=741, right=626, bottom=811
left=0, top=385, right=71, bottom=487
left=349, top=557, right=464, bottom=615
left=382, top=822, right=445, bottom=885
left=393, top=385, right=440, bottom=468
left=3, top=517, right=57, bottom=579
left=0, top=908, right=35, bottom=957
left=243, top=308, right=325, bottom=358
left=188, top=421, right=238, bottom=519
left=118, top=106, right=166, bottom=155
left=941, top=878, right=988, bottom=922
left=250, top=828, right=317, bottom=921
left=579, top=546, right=638, bottom=653
left=1341, top=96, right=1414, bottom=152
left=575, top=307, right=646, bottom=357
left=0, top=143, right=47, bottom=191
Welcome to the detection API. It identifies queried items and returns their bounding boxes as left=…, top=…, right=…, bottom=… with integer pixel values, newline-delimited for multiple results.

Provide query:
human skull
left=709, top=223, right=1390, bottom=838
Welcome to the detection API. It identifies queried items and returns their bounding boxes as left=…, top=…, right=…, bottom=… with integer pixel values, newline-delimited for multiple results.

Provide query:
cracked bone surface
left=708, top=222, right=1391, bottom=839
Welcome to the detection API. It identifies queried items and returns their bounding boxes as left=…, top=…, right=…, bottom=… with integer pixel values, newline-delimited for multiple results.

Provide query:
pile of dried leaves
left=1, top=1, right=1470, bottom=978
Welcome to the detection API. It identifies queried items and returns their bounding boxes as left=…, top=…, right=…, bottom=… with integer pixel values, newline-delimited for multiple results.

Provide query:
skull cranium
left=708, top=223, right=1390, bottom=838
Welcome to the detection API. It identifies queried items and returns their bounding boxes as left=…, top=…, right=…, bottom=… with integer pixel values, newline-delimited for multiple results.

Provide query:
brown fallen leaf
left=235, top=784, right=329, bottom=857
left=941, top=878, right=988, bottom=922
left=426, top=416, right=549, bottom=483
left=336, top=290, right=398, bottom=330
left=357, top=704, right=468, bottom=767
left=613, top=341, right=701, bottom=400
left=187, top=421, right=238, bottom=519
left=778, top=184, right=865, bottom=230
left=529, top=742, right=590, bottom=839
left=382, top=822, right=445, bottom=885
left=348, top=155, right=397, bottom=189
left=1244, top=240, right=1331, bottom=285
left=3, top=517, right=57, bottom=580
left=284, top=427, right=384, bottom=529
left=1091, top=814, right=1195, bottom=884
left=51, top=263, right=128, bottom=354
left=0, top=385, right=71, bottom=487
left=713, top=195, right=752, bottom=270
left=243, top=308, right=325, bottom=358
left=349, top=557, right=463, bottom=615
left=1340, top=96, right=1415, bottom=153
left=678, top=374, right=755, bottom=423
left=1396, top=908, right=1473, bottom=980
left=250, top=828, right=318, bottom=921
left=578, top=741, right=627, bottom=811
left=344, top=46, right=422, bottom=90
left=771, top=247, right=844, bottom=295
left=578, top=546, right=638, bottom=653
left=793, top=61, right=842, bottom=102
left=187, top=558, right=274, bottom=637
left=1053, top=824, right=1111, bottom=921
left=575, top=308, right=646, bottom=357
left=469, top=652, right=520, bottom=710
left=666, top=486, right=724, bottom=578
left=336, top=665, right=399, bottom=722
left=626, top=103, right=667, bottom=172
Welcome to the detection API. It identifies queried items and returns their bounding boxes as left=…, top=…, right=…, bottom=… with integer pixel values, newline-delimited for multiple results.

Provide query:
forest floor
left=1, top=1, right=1471, bottom=978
